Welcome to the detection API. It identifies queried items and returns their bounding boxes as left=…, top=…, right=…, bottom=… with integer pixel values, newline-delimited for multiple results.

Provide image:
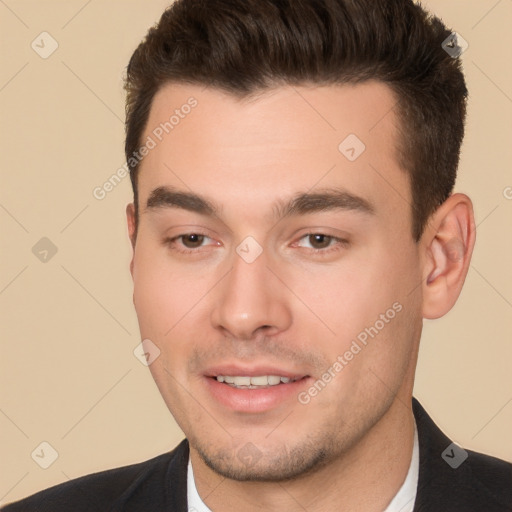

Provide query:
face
left=127, top=81, right=425, bottom=481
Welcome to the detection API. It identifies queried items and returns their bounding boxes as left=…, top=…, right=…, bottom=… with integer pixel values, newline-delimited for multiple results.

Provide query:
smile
left=215, top=375, right=300, bottom=388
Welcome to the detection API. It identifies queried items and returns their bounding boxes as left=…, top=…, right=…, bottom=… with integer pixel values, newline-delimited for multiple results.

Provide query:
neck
left=190, top=394, right=416, bottom=512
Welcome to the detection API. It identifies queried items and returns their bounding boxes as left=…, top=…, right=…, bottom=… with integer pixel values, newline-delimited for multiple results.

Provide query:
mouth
left=203, top=368, right=312, bottom=413
left=212, top=374, right=304, bottom=389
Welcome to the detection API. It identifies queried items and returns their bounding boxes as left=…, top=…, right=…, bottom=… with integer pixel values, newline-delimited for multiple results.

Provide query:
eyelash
left=163, top=232, right=349, bottom=257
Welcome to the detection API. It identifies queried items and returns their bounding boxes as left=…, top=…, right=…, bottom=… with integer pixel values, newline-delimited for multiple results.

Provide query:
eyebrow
left=145, top=185, right=375, bottom=221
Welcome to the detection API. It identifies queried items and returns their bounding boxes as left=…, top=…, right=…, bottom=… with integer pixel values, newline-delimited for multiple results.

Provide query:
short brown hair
left=124, top=0, right=467, bottom=241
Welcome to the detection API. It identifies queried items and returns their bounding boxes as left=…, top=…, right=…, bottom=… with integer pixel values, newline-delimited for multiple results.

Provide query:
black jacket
left=2, top=398, right=511, bottom=511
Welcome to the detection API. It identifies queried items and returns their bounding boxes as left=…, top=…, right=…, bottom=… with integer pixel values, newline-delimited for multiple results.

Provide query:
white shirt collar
left=187, top=421, right=419, bottom=512
left=382, top=419, right=419, bottom=512
left=187, top=456, right=212, bottom=512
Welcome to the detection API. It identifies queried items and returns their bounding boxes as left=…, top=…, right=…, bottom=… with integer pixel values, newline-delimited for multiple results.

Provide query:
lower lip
left=204, top=376, right=311, bottom=413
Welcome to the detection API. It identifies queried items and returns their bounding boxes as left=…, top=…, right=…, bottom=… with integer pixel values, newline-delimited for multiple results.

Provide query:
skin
left=126, top=81, right=475, bottom=511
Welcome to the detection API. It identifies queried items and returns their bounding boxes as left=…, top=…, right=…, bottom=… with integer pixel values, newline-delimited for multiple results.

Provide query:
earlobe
left=421, top=193, right=476, bottom=319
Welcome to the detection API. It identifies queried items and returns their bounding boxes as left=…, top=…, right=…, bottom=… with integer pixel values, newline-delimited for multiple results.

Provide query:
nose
left=210, top=245, right=292, bottom=341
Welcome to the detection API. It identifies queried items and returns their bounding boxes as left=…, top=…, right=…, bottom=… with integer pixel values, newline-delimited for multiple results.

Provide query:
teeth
left=233, top=376, right=251, bottom=386
left=250, top=376, right=268, bottom=385
left=215, top=375, right=296, bottom=387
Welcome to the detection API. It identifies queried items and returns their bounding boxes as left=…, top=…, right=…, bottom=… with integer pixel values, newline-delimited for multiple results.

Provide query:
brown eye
left=163, top=232, right=219, bottom=256
left=180, top=234, right=205, bottom=248
left=308, top=234, right=333, bottom=249
left=295, top=232, right=349, bottom=256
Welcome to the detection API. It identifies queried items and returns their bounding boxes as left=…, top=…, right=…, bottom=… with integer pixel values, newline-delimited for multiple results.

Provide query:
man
left=3, top=0, right=511, bottom=510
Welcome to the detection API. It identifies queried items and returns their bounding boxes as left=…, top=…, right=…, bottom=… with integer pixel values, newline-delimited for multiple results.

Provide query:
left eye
left=295, top=233, right=348, bottom=253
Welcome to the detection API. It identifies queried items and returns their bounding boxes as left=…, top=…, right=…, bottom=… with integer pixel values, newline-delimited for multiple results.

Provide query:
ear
left=126, top=203, right=137, bottom=278
left=420, top=193, right=476, bottom=319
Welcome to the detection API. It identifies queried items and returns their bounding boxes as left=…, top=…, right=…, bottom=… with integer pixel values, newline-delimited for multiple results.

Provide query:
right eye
left=163, top=233, right=220, bottom=254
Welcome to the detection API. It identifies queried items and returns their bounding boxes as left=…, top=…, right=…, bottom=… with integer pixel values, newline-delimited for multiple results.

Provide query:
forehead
left=136, top=81, right=410, bottom=229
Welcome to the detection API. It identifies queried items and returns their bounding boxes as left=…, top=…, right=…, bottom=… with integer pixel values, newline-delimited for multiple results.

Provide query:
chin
left=195, top=438, right=338, bottom=482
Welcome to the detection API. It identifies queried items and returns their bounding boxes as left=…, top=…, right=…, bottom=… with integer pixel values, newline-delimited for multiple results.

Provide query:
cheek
left=289, top=243, right=419, bottom=352
left=131, top=247, right=197, bottom=403
left=132, top=242, right=184, bottom=337
left=133, top=274, right=171, bottom=337
left=131, top=240, right=217, bottom=363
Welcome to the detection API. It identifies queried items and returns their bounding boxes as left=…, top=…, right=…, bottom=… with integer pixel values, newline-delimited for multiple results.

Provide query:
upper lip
left=204, top=364, right=309, bottom=380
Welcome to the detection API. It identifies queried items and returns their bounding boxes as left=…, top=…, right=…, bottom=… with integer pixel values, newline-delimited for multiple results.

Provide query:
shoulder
left=423, top=448, right=512, bottom=512
left=413, top=398, right=512, bottom=511
left=1, top=439, right=189, bottom=512
left=463, top=448, right=512, bottom=508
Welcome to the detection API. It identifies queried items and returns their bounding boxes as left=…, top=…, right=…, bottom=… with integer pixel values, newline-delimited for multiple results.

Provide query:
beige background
left=1, top=0, right=511, bottom=505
